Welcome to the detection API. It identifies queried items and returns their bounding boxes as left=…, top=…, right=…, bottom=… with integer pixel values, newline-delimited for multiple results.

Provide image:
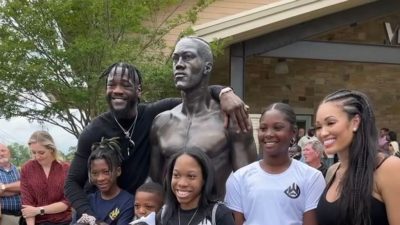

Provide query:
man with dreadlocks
left=75, top=138, right=133, bottom=225
left=150, top=37, right=257, bottom=199
left=65, top=62, right=250, bottom=218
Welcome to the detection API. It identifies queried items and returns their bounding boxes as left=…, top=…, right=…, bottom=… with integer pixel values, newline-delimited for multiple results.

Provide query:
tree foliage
left=8, top=142, right=31, bottom=167
left=0, top=0, right=215, bottom=138
left=64, top=145, right=77, bottom=162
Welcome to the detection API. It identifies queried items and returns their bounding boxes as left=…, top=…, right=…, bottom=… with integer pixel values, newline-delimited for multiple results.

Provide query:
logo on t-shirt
left=197, top=219, right=212, bottom=225
left=284, top=182, right=301, bottom=199
left=109, top=207, right=120, bottom=221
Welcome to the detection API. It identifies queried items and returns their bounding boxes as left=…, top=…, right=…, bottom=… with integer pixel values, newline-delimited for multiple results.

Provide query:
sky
left=0, top=117, right=78, bottom=153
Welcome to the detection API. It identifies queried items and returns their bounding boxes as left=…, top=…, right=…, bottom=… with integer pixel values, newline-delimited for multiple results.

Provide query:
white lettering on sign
left=384, top=22, right=400, bottom=45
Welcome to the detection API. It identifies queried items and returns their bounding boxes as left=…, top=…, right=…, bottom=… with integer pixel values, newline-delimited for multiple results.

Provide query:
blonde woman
left=20, top=131, right=71, bottom=225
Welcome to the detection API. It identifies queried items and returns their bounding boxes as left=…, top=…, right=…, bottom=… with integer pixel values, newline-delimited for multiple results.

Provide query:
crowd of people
left=1, top=36, right=400, bottom=225
left=378, top=128, right=400, bottom=157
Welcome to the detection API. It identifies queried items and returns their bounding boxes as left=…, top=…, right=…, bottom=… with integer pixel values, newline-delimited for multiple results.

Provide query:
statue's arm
left=230, top=118, right=258, bottom=170
left=149, top=114, right=166, bottom=184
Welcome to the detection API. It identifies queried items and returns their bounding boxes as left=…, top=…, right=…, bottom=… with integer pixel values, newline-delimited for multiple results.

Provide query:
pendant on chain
left=113, top=112, right=138, bottom=158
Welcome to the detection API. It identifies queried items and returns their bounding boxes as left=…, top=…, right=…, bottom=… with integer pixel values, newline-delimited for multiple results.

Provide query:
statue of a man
left=150, top=36, right=257, bottom=198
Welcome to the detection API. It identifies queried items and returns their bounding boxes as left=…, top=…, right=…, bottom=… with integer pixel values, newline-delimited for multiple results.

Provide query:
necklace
left=113, top=111, right=138, bottom=157
left=178, top=207, right=199, bottom=225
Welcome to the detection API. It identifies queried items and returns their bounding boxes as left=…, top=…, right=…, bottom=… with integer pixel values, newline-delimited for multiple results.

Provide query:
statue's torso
left=155, top=105, right=233, bottom=198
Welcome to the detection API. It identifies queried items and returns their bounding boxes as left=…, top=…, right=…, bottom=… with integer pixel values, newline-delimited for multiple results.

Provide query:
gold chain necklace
left=178, top=207, right=199, bottom=225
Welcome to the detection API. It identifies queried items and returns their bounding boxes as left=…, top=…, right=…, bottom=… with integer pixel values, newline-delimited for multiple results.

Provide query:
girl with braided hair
left=76, top=138, right=134, bottom=225
left=315, top=89, right=400, bottom=225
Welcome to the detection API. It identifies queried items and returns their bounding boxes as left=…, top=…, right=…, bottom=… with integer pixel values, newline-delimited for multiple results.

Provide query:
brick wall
left=243, top=57, right=400, bottom=132
left=209, top=13, right=400, bottom=137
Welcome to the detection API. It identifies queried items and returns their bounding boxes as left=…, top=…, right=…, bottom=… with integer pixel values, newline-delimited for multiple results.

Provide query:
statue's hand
left=220, top=89, right=250, bottom=132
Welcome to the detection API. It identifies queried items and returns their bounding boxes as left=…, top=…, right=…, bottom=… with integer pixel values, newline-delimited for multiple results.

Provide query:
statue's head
left=172, top=36, right=213, bottom=90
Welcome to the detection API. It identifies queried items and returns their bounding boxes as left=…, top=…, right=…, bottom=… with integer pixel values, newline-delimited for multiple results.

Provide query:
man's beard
left=107, top=96, right=138, bottom=119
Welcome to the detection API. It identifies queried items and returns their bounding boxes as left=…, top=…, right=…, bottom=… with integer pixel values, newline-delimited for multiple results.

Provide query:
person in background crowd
left=0, top=143, right=21, bottom=225
left=389, top=141, right=399, bottom=156
left=315, top=89, right=400, bottom=225
left=296, top=128, right=306, bottom=143
left=378, top=128, right=389, bottom=152
left=386, top=131, right=399, bottom=156
left=134, top=182, right=164, bottom=219
left=288, top=145, right=302, bottom=160
left=303, top=140, right=328, bottom=177
left=298, top=127, right=318, bottom=150
left=65, top=62, right=251, bottom=219
left=386, top=130, right=397, bottom=142
left=225, top=103, right=325, bottom=225
left=160, top=147, right=234, bottom=225
left=21, top=131, right=71, bottom=225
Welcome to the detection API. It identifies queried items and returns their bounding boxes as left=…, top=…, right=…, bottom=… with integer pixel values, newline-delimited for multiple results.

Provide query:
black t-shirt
left=165, top=204, right=234, bottom=225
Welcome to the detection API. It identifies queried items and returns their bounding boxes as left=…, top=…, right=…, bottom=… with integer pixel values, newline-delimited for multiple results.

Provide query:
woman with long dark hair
left=315, top=89, right=400, bottom=225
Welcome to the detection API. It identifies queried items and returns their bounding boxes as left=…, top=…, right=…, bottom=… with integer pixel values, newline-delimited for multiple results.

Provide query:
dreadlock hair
left=320, top=89, right=378, bottom=225
left=100, top=62, right=143, bottom=90
left=88, top=137, right=124, bottom=183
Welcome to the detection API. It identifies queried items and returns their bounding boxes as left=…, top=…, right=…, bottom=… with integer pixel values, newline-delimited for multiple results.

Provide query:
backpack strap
left=212, top=202, right=223, bottom=225
left=159, top=204, right=166, bottom=224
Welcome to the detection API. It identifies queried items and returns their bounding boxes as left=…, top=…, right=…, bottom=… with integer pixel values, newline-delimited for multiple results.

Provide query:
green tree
left=0, top=0, right=215, bottom=138
left=8, top=142, right=31, bottom=167
left=65, top=146, right=77, bottom=162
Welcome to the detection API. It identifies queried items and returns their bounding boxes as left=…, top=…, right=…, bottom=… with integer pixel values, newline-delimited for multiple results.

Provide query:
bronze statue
left=150, top=37, right=257, bottom=199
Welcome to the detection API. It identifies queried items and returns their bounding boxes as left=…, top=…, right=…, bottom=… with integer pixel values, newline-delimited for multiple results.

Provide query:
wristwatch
left=39, top=207, right=45, bottom=216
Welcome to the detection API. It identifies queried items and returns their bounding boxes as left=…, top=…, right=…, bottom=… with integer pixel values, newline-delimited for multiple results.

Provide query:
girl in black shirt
left=160, top=147, right=234, bottom=225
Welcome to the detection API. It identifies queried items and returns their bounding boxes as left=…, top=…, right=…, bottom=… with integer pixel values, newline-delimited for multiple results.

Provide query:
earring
left=353, top=128, right=357, bottom=132
left=290, top=137, right=296, bottom=146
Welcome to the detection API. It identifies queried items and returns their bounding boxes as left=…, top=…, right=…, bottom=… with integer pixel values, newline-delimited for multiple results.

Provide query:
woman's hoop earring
left=290, top=137, right=296, bottom=146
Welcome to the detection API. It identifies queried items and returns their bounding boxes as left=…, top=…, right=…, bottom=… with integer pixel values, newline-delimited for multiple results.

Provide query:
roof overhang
left=193, top=0, right=377, bottom=44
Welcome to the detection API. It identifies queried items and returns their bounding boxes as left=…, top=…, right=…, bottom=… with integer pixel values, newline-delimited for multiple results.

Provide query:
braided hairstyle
left=100, top=62, right=143, bottom=91
left=88, top=137, right=124, bottom=183
left=320, top=89, right=378, bottom=225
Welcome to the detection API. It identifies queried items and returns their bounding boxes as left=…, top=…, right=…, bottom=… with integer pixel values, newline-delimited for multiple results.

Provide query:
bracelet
left=219, top=87, right=233, bottom=98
